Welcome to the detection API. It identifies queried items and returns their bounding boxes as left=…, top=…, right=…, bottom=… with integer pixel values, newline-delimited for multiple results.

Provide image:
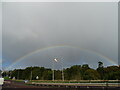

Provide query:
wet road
left=2, top=80, right=43, bottom=88
left=1, top=80, right=120, bottom=90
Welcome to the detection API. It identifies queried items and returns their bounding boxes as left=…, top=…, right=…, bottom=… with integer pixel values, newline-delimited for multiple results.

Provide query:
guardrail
left=27, top=81, right=120, bottom=88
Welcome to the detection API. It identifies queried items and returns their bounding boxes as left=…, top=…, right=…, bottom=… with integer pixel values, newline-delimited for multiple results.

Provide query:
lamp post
left=52, top=58, right=64, bottom=81
left=17, top=70, right=19, bottom=80
left=61, top=58, right=64, bottom=81
left=52, top=59, right=57, bottom=81
left=30, top=67, right=32, bottom=81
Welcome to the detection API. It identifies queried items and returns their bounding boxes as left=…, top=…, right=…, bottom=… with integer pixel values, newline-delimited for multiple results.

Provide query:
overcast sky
left=0, top=3, right=2, bottom=71
left=2, top=2, right=118, bottom=70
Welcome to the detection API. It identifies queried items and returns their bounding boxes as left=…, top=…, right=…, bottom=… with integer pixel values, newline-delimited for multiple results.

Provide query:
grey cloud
left=2, top=2, right=118, bottom=70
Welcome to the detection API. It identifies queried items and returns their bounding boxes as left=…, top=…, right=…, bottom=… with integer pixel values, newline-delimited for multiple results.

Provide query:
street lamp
left=30, top=67, right=32, bottom=81
left=52, top=58, right=64, bottom=81
left=61, top=58, right=64, bottom=81
left=52, top=58, right=58, bottom=81
left=17, top=70, right=19, bottom=80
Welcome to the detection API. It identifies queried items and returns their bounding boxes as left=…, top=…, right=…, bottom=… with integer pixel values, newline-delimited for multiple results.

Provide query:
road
left=2, top=80, right=44, bottom=88
left=1, top=80, right=120, bottom=90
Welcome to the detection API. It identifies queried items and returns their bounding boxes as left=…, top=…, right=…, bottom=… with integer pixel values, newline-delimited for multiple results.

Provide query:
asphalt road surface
left=1, top=80, right=120, bottom=90
left=2, top=80, right=43, bottom=88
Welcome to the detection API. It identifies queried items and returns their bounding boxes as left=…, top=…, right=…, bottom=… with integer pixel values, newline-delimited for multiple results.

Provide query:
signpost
left=36, top=76, right=39, bottom=80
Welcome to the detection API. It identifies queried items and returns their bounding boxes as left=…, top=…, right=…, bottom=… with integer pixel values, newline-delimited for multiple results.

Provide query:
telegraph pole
left=61, top=58, right=64, bottom=81
left=17, top=70, right=19, bottom=80
left=52, top=59, right=55, bottom=81
left=30, top=67, right=32, bottom=81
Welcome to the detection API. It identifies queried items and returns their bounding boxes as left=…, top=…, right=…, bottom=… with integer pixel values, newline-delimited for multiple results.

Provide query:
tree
left=64, top=65, right=82, bottom=80
left=97, top=61, right=104, bottom=79
left=82, top=64, right=90, bottom=70
left=98, top=61, right=103, bottom=68
left=3, top=63, right=120, bottom=81
left=103, top=66, right=120, bottom=80
left=83, top=69, right=101, bottom=80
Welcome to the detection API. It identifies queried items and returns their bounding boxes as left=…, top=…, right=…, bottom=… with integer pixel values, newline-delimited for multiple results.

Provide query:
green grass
left=30, top=80, right=120, bottom=83
left=4, top=77, right=11, bottom=80
left=8, top=79, right=120, bottom=84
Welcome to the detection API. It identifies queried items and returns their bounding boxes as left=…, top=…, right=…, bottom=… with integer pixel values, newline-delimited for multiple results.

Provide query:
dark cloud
left=2, top=2, right=118, bottom=70
left=0, top=3, right=2, bottom=70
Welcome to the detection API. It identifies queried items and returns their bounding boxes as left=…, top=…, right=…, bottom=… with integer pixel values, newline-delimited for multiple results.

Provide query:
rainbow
left=6, top=45, right=118, bottom=70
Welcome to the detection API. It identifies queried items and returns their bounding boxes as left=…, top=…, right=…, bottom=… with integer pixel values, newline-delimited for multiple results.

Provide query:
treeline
left=2, top=62, right=120, bottom=80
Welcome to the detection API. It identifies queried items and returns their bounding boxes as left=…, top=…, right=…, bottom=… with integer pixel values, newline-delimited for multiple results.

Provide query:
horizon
left=2, top=63, right=120, bottom=71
